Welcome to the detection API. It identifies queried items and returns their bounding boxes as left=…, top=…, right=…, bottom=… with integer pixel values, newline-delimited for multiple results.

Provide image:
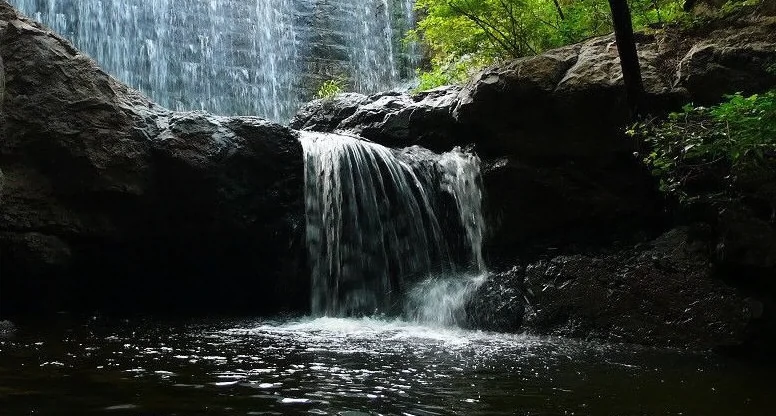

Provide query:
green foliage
left=766, top=62, right=776, bottom=76
left=315, top=79, right=344, bottom=100
left=412, top=0, right=685, bottom=91
left=415, top=54, right=492, bottom=91
left=675, top=0, right=763, bottom=31
left=719, top=0, right=762, bottom=14
left=632, top=91, right=776, bottom=202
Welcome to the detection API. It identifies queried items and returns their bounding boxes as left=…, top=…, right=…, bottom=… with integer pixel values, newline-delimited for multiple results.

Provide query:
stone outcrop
left=521, top=227, right=754, bottom=349
left=0, top=2, right=307, bottom=315
left=467, top=227, right=759, bottom=349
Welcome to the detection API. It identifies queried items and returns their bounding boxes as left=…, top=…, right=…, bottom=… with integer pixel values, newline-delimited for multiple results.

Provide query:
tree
left=607, top=0, right=645, bottom=117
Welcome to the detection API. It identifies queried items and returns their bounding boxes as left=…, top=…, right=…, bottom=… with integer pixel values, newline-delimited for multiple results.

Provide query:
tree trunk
left=552, top=0, right=566, bottom=20
left=608, top=0, right=645, bottom=118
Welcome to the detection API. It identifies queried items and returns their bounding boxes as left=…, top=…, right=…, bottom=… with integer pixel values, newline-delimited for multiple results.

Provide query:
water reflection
left=0, top=316, right=772, bottom=415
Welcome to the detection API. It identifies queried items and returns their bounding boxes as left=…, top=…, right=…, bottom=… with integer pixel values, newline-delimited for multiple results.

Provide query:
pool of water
left=0, top=316, right=772, bottom=415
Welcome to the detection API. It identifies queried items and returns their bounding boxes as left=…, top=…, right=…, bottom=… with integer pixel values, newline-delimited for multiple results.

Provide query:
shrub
left=315, top=79, right=344, bottom=100
left=415, top=54, right=492, bottom=91
left=632, top=90, right=776, bottom=204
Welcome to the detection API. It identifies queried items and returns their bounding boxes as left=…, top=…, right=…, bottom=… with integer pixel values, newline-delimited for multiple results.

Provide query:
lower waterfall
left=299, top=131, right=486, bottom=321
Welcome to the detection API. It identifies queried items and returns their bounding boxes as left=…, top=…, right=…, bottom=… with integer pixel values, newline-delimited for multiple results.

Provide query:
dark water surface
left=0, top=316, right=772, bottom=415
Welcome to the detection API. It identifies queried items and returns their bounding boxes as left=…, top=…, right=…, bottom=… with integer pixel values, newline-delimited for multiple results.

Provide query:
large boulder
left=521, top=227, right=755, bottom=348
left=291, top=86, right=466, bottom=152
left=0, top=3, right=307, bottom=315
left=474, top=227, right=758, bottom=349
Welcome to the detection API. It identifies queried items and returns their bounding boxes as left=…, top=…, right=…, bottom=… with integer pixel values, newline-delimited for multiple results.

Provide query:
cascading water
left=10, top=0, right=300, bottom=121
left=346, top=0, right=397, bottom=93
left=9, top=0, right=419, bottom=122
left=299, top=131, right=487, bottom=324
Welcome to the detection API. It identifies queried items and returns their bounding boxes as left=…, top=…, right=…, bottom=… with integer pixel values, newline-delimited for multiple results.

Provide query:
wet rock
left=290, top=92, right=369, bottom=132
left=0, top=320, right=14, bottom=337
left=293, top=86, right=465, bottom=152
left=465, top=267, right=525, bottom=332
left=0, top=3, right=306, bottom=315
left=521, top=228, right=754, bottom=349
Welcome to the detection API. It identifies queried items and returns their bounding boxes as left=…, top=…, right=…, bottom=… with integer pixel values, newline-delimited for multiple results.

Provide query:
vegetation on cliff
left=633, top=89, right=776, bottom=215
left=315, top=79, right=345, bottom=100
left=412, top=0, right=775, bottom=216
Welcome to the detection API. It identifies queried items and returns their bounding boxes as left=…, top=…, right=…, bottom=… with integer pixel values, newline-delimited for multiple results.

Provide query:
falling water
left=440, top=150, right=486, bottom=272
left=345, top=0, right=398, bottom=93
left=299, top=132, right=486, bottom=320
left=8, top=0, right=417, bottom=122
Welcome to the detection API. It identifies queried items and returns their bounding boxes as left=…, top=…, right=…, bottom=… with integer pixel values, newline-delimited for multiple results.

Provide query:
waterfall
left=299, top=132, right=486, bottom=320
left=8, top=0, right=418, bottom=122
left=345, top=0, right=397, bottom=93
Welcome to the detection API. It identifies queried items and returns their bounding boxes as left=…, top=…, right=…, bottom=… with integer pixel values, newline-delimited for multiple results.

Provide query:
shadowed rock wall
left=0, top=1, right=308, bottom=315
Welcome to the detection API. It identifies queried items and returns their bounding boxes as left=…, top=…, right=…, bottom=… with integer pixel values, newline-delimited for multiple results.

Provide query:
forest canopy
left=409, top=0, right=691, bottom=90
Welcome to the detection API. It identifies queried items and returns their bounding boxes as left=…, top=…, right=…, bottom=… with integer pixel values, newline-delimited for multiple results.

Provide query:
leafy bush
left=415, top=54, right=491, bottom=91
left=632, top=90, right=776, bottom=203
left=315, top=79, right=344, bottom=100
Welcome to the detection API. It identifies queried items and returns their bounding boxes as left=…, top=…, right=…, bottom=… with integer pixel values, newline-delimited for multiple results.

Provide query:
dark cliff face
left=0, top=3, right=308, bottom=316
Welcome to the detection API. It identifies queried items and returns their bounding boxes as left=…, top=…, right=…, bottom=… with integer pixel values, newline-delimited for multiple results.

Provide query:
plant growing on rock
left=315, top=79, right=345, bottom=100
left=633, top=90, right=776, bottom=214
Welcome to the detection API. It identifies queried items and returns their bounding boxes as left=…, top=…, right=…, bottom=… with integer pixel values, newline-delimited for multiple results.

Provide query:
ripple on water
left=0, top=317, right=773, bottom=416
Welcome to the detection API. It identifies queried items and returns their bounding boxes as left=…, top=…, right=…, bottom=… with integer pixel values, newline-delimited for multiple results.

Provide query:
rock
left=0, top=52, right=4, bottom=105
left=0, top=3, right=306, bottom=315
left=293, top=86, right=466, bottom=152
left=676, top=23, right=776, bottom=105
left=465, top=267, right=525, bottom=332
left=716, top=215, right=776, bottom=270
left=290, top=93, right=369, bottom=132
left=521, top=228, right=754, bottom=348
left=481, top=156, right=661, bottom=262
left=0, top=320, right=14, bottom=337
left=463, top=227, right=763, bottom=350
